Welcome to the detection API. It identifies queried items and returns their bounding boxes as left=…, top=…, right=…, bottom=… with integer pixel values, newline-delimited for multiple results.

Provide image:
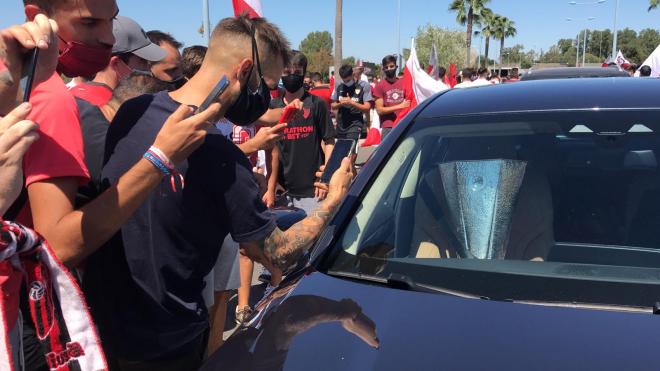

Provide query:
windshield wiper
left=327, top=270, right=484, bottom=300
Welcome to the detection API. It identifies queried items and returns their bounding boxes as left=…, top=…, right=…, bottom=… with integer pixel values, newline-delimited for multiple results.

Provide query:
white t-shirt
left=454, top=80, right=473, bottom=89
left=471, top=78, right=492, bottom=87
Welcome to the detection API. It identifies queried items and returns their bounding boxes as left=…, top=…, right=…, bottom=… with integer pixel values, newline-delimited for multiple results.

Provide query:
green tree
left=449, top=0, right=491, bottom=66
left=414, top=24, right=466, bottom=69
left=638, top=28, right=660, bottom=58
left=299, top=31, right=334, bottom=78
left=650, top=0, right=659, bottom=11
left=493, top=16, right=517, bottom=66
left=341, top=56, right=356, bottom=67
left=299, top=31, right=333, bottom=55
left=477, top=8, right=498, bottom=67
left=307, top=49, right=334, bottom=79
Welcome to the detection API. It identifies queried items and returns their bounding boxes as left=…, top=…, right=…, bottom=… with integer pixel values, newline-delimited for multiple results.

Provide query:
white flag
left=615, top=50, right=630, bottom=67
left=428, top=44, right=439, bottom=79
left=635, top=43, right=660, bottom=77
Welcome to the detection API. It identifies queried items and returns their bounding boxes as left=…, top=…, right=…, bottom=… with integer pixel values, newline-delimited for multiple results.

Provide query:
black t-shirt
left=270, top=92, right=336, bottom=198
left=331, top=81, right=371, bottom=135
left=82, top=91, right=276, bottom=361
left=75, top=97, right=109, bottom=207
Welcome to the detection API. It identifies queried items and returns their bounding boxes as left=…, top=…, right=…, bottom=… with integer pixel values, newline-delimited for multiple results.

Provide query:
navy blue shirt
left=83, top=91, right=276, bottom=361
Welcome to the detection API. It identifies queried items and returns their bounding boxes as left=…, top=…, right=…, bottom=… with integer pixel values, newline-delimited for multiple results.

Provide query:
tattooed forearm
left=262, top=202, right=336, bottom=271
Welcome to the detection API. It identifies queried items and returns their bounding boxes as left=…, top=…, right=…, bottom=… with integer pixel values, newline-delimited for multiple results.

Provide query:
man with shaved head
left=83, top=15, right=354, bottom=370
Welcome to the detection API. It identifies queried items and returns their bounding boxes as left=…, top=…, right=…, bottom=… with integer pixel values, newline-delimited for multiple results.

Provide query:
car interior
left=339, top=118, right=660, bottom=270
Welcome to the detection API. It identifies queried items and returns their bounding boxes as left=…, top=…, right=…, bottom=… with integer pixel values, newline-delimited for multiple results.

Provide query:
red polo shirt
left=69, top=82, right=113, bottom=107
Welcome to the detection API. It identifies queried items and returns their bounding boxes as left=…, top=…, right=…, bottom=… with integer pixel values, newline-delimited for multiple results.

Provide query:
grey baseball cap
left=112, top=16, right=167, bottom=62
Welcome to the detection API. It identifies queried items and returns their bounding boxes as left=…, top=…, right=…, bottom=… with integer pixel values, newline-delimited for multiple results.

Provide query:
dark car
left=203, top=78, right=660, bottom=371
left=521, top=67, right=630, bottom=81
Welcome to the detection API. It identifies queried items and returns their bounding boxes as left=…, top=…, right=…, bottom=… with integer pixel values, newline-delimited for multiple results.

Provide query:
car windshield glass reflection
left=201, top=291, right=378, bottom=371
left=329, top=110, right=660, bottom=308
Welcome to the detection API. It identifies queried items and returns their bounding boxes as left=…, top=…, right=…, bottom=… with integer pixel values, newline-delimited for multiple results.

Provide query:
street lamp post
left=397, top=0, right=402, bottom=71
left=582, top=29, right=588, bottom=66
left=576, top=32, right=581, bottom=67
left=202, top=0, right=210, bottom=41
left=611, top=0, right=620, bottom=60
left=567, top=16, right=596, bottom=67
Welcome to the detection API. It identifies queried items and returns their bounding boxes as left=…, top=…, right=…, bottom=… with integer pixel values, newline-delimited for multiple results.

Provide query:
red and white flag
left=427, top=44, right=439, bottom=79
left=615, top=50, right=631, bottom=68
left=635, top=43, right=660, bottom=77
left=394, top=39, right=450, bottom=126
left=232, top=0, right=263, bottom=18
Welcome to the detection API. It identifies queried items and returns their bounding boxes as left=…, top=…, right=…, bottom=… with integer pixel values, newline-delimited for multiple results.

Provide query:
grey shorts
left=203, top=235, right=241, bottom=308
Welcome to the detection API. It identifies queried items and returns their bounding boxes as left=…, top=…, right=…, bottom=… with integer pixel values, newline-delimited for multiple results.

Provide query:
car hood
left=202, top=270, right=659, bottom=371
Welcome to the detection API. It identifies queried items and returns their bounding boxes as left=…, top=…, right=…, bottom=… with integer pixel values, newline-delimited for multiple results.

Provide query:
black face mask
left=159, top=75, right=186, bottom=91
left=384, top=69, right=397, bottom=79
left=225, top=27, right=271, bottom=126
left=282, top=74, right=304, bottom=93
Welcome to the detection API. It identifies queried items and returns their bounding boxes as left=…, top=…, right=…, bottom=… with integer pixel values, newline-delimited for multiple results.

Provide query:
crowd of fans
left=0, top=1, right=657, bottom=370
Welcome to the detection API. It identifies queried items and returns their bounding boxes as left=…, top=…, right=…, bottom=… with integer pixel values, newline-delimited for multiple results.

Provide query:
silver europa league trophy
left=439, top=160, right=527, bottom=260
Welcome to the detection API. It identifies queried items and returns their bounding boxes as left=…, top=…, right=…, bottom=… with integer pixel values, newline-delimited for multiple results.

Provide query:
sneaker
left=235, top=305, right=253, bottom=325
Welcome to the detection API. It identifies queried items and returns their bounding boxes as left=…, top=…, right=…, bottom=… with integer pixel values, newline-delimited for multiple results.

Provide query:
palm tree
left=479, top=9, right=497, bottom=67
left=449, top=0, right=491, bottom=67
left=494, top=16, right=517, bottom=67
left=334, top=0, right=342, bottom=82
left=650, top=0, right=659, bottom=11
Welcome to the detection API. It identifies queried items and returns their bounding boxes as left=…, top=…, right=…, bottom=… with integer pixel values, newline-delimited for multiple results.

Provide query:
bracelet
left=143, top=146, right=184, bottom=192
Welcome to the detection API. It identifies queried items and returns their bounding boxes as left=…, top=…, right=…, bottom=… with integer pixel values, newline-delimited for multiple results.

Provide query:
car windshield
left=326, top=109, right=660, bottom=309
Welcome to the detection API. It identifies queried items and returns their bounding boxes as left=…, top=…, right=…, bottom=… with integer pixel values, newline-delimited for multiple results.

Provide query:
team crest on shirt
left=29, top=280, right=45, bottom=301
left=392, top=92, right=400, bottom=100
left=355, top=88, right=362, bottom=95
left=303, top=108, right=311, bottom=119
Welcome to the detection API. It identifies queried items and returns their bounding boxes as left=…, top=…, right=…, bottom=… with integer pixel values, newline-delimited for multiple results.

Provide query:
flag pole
left=397, top=0, right=402, bottom=71
left=202, top=0, right=211, bottom=41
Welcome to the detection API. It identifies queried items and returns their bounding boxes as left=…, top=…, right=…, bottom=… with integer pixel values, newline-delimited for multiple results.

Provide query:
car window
left=329, top=110, right=660, bottom=306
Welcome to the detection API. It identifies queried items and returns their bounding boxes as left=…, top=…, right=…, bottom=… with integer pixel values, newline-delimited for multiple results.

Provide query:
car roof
left=521, top=67, right=630, bottom=81
left=419, top=77, right=660, bottom=119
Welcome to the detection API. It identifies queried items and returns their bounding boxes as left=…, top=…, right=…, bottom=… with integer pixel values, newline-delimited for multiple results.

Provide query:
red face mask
left=57, top=40, right=112, bottom=78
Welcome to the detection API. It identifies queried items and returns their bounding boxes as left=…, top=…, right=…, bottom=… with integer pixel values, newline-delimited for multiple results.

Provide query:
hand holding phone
left=321, top=139, right=356, bottom=184
left=278, top=105, right=300, bottom=124
left=197, top=75, right=229, bottom=114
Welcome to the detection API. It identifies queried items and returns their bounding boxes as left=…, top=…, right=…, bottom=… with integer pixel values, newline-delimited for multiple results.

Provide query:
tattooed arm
left=242, top=157, right=355, bottom=273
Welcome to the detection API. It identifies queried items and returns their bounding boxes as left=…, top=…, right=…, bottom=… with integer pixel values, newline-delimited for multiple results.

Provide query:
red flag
left=444, top=63, right=458, bottom=88
left=232, top=0, right=263, bottom=18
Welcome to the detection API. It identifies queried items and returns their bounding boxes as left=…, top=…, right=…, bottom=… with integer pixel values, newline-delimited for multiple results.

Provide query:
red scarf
left=0, top=221, right=107, bottom=370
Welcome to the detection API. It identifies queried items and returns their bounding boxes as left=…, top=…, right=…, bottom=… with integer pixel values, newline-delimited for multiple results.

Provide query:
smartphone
left=278, top=105, right=300, bottom=124
left=321, top=139, right=356, bottom=184
left=197, top=75, right=229, bottom=113
left=22, top=49, right=40, bottom=102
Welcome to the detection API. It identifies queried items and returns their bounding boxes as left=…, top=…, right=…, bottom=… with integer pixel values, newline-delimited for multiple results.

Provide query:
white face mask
left=343, top=80, right=355, bottom=87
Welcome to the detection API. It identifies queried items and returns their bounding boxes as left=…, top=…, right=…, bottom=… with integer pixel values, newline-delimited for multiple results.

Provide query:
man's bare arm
left=30, top=104, right=220, bottom=267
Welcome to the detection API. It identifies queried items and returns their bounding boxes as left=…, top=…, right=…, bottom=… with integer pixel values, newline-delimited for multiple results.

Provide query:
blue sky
left=2, top=0, right=658, bottom=63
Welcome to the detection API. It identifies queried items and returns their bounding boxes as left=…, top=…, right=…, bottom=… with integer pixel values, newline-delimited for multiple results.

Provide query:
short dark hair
left=339, top=64, right=353, bottom=79
left=437, top=66, right=447, bottom=79
left=211, top=15, right=291, bottom=69
left=462, top=68, right=475, bottom=78
left=146, top=30, right=183, bottom=49
left=289, top=50, right=308, bottom=75
left=511, top=67, right=519, bottom=77
left=478, top=67, right=489, bottom=76
left=23, top=0, right=68, bottom=13
left=112, top=72, right=164, bottom=105
left=310, top=72, right=323, bottom=82
left=640, top=65, right=652, bottom=77
left=182, top=45, right=207, bottom=79
left=382, top=55, right=397, bottom=67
